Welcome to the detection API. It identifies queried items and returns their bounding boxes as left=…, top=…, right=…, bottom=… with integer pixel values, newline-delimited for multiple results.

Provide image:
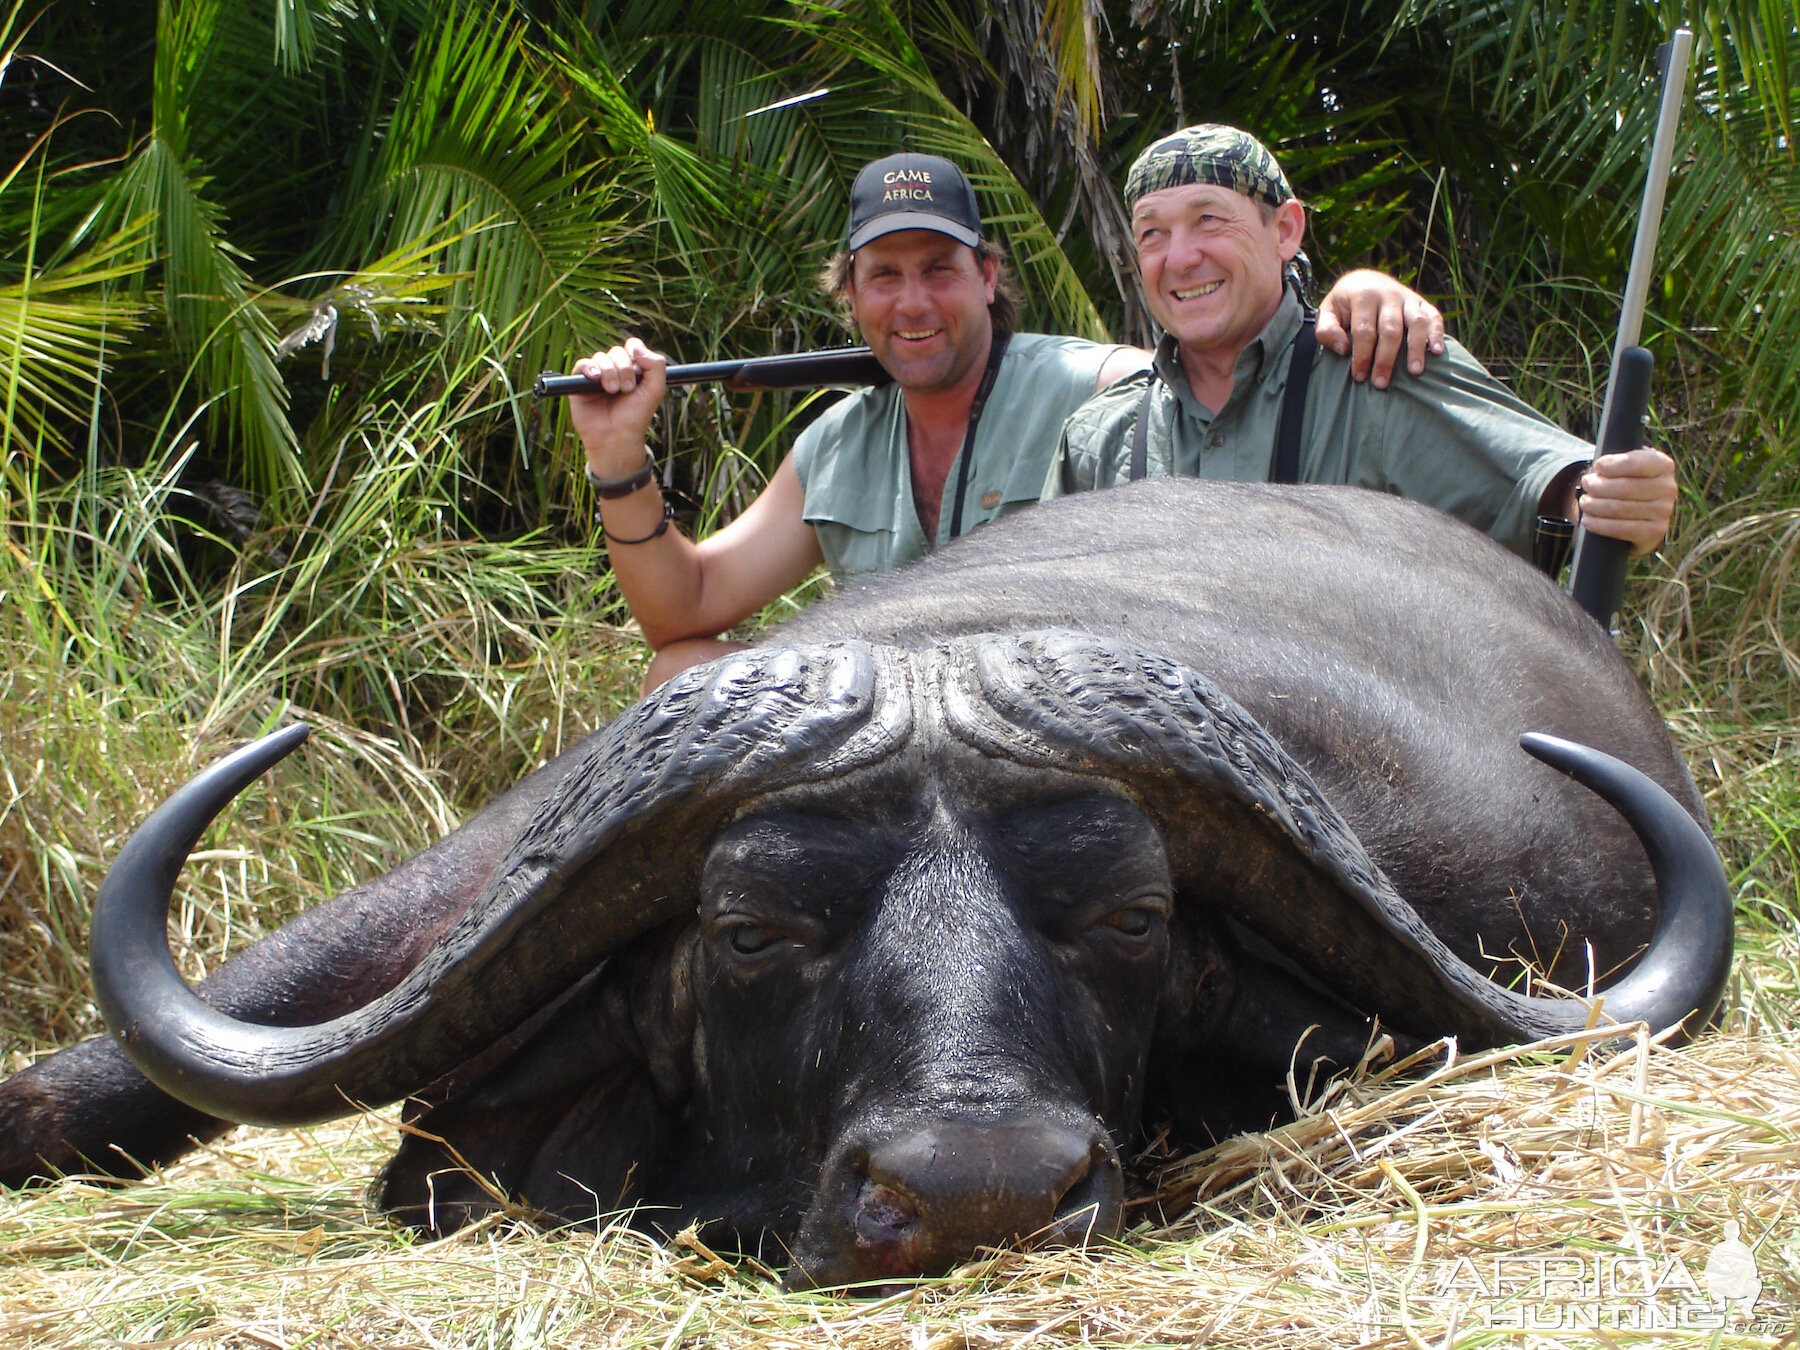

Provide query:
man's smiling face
left=1132, top=183, right=1304, bottom=367
left=848, top=231, right=998, bottom=393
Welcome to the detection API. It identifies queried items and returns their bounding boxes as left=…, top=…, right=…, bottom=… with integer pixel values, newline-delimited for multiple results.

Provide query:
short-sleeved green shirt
left=792, top=332, right=1124, bottom=581
left=1043, top=290, right=1590, bottom=559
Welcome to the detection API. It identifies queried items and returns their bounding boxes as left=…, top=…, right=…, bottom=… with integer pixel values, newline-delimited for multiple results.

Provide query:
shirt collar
left=1152, top=285, right=1307, bottom=418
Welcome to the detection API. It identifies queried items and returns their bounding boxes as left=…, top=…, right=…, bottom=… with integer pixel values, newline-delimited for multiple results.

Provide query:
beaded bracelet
left=600, top=497, right=674, bottom=546
left=585, top=449, right=657, bottom=499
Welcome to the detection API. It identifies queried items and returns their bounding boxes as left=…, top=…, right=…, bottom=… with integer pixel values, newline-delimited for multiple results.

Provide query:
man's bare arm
left=568, top=339, right=824, bottom=650
left=1095, top=345, right=1153, bottom=389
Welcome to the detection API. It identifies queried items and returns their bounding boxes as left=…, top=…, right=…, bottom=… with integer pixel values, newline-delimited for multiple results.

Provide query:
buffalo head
left=0, top=482, right=1734, bottom=1287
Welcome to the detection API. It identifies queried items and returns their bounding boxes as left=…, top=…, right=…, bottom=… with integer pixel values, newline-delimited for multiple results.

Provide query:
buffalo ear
left=443, top=923, right=700, bottom=1115
left=378, top=1066, right=670, bottom=1235
left=378, top=924, right=701, bottom=1234
left=1153, top=907, right=1394, bottom=1139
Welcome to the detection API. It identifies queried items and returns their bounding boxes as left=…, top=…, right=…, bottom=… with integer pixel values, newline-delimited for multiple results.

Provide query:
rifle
left=534, top=346, right=891, bottom=398
left=1562, top=27, right=1693, bottom=631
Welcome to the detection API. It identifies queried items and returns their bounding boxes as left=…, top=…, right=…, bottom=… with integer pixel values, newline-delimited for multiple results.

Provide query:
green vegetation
left=2, top=0, right=1798, bottom=1340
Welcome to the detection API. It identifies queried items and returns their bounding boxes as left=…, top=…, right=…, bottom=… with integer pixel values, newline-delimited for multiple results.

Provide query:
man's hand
left=568, top=337, right=668, bottom=475
left=1577, top=448, right=1677, bottom=555
left=1315, top=269, right=1446, bottom=388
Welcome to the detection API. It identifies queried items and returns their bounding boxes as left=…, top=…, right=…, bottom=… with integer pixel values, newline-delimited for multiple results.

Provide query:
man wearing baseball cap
left=1044, top=125, right=1677, bottom=561
left=570, top=150, right=1443, bottom=691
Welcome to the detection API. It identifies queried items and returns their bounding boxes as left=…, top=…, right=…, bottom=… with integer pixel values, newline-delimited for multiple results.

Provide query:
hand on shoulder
left=1314, top=270, right=1447, bottom=389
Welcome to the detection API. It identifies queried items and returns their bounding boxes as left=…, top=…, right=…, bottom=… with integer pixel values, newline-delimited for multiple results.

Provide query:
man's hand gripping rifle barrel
left=535, top=347, right=891, bottom=398
left=1560, top=27, right=1694, bottom=632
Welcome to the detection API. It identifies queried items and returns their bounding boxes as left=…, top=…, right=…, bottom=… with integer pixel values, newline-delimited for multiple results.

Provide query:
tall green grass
left=0, top=331, right=650, bottom=1052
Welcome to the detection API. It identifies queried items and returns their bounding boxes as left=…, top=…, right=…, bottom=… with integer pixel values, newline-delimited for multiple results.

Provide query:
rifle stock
left=1567, top=347, right=1653, bottom=626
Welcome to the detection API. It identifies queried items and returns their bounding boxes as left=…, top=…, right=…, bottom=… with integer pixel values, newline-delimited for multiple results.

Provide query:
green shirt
left=792, top=332, right=1124, bottom=581
left=1043, top=290, right=1591, bottom=558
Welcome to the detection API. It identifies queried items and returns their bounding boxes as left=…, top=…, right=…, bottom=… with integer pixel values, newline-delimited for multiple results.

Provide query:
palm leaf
left=556, top=14, right=856, bottom=347
left=329, top=2, right=627, bottom=404
left=78, top=0, right=305, bottom=493
left=0, top=214, right=150, bottom=453
left=109, top=132, right=301, bottom=492
left=782, top=0, right=1112, bottom=340
left=1378, top=0, right=1800, bottom=433
left=1037, top=0, right=1106, bottom=145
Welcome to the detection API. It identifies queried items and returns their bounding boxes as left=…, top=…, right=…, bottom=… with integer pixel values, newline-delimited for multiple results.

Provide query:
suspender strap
left=1131, top=301, right=1316, bottom=486
left=1128, top=375, right=1156, bottom=482
left=946, top=332, right=1012, bottom=541
left=1270, top=307, right=1318, bottom=485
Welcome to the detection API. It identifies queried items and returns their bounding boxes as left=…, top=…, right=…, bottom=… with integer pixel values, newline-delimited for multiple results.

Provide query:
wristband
left=600, top=498, right=674, bottom=546
left=585, top=449, right=656, bottom=499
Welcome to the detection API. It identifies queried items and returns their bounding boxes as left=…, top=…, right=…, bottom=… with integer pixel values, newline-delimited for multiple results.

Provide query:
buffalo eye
left=1094, top=891, right=1171, bottom=944
left=1106, top=906, right=1157, bottom=938
left=718, top=920, right=784, bottom=957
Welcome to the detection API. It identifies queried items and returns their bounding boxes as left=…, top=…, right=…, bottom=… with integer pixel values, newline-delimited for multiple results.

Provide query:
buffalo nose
left=830, top=1118, right=1122, bottom=1283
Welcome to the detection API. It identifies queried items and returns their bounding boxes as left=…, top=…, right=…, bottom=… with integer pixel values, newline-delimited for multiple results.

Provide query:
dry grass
left=3, top=937, right=1795, bottom=1348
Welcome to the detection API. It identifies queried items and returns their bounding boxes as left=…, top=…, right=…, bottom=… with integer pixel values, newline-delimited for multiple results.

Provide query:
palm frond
left=270, top=0, right=334, bottom=71
left=109, top=133, right=301, bottom=492
left=0, top=214, right=150, bottom=453
left=555, top=16, right=855, bottom=347
left=1381, top=0, right=1800, bottom=431
left=1039, top=0, right=1105, bottom=145
left=783, top=0, right=1112, bottom=340
left=266, top=227, right=479, bottom=393
left=330, top=2, right=627, bottom=403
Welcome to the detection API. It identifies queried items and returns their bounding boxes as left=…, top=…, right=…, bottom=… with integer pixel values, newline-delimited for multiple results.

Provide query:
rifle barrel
left=1600, top=28, right=1693, bottom=416
left=534, top=347, right=889, bottom=398
left=1567, top=27, right=1692, bottom=632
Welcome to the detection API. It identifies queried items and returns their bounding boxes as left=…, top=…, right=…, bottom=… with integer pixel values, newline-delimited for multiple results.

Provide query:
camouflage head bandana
left=1123, top=123, right=1312, bottom=300
left=1123, top=124, right=1295, bottom=212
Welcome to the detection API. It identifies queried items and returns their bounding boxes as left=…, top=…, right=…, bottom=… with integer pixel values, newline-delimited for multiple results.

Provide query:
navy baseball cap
left=846, top=153, right=983, bottom=251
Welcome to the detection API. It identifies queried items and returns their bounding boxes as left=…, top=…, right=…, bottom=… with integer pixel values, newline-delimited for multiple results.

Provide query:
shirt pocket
left=810, top=518, right=902, bottom=582
left=963, top=433, right=1067, bottom=528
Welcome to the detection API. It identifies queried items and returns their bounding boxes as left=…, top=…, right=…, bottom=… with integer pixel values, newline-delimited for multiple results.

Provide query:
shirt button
left=1208, top=432, right=1225, bottom=447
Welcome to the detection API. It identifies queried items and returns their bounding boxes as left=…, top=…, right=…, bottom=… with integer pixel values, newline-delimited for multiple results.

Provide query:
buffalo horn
left=1512, top=731, right=1733, bottom=1037
left=88, top=644, right=909, bottom=1126
left=941, top=630, right=1732, bottom=1047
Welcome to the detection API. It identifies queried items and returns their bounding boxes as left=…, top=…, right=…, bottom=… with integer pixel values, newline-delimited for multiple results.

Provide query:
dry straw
left=3, top=942, right=1794, bottom=1349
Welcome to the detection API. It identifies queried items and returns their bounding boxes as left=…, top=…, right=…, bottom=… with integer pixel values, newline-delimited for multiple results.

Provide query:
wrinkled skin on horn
left=0, top=481, right=1731, bottom=1287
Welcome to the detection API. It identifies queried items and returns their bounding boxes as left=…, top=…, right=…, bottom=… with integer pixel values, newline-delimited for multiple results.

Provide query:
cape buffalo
left=0, top=480, right=1731, bottom=1286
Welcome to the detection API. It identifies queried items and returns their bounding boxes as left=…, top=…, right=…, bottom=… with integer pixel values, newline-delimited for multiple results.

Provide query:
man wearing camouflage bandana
left=1123, top=124, right=1314, bottom=298
left=1044, top=124, right=1678, bottom=561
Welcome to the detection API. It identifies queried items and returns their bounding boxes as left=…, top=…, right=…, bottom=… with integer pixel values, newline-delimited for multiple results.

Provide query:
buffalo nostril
left=1041, top=1145, right=1123, bottom=1247
left=792, top=1122, right=1127, bottom=1285
left=859, top=1120, right=1123, bottom=1263
left=852, top=1179, right=918, bottom=1247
